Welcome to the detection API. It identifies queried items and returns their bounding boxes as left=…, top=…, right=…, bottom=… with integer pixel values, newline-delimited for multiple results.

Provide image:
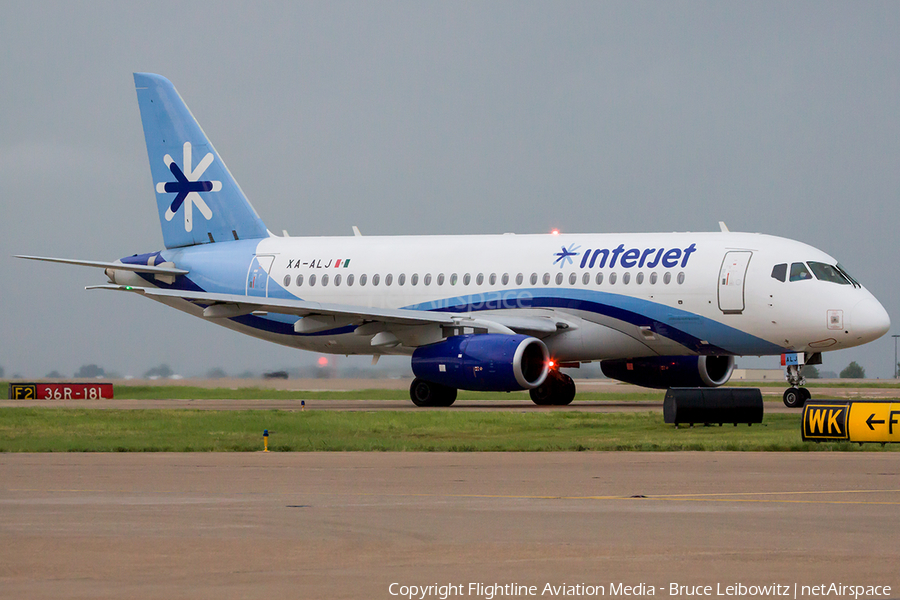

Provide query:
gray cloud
left=2, top=1, right=898, bottom=378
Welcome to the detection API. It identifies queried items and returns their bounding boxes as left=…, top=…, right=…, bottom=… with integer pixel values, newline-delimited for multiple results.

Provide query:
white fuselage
left=114, top=231, right=890, bottom=362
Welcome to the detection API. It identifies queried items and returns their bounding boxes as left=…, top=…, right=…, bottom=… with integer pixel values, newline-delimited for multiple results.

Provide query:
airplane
left=17, top=73, right=891, bottom=408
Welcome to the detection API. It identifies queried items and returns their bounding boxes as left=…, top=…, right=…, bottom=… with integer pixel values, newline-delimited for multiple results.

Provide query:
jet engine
left=600, top=355, right=735, bottom=389
left=411, top=334, right=549, bottom=392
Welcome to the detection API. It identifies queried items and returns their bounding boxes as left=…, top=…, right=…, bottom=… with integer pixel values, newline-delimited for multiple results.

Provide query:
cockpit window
left=808, top=262, right=851, bottom=285
left=836, top=263, right=861, bottom=288
left=789, top=262, right=812, bottom=282
left=771, top=263, right=787, bottom=282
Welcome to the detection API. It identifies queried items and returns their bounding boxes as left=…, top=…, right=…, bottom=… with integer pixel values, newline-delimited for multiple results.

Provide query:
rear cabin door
left=718, top=251, right=752, bottom=314
left=246, top=254, right=276, bottom=297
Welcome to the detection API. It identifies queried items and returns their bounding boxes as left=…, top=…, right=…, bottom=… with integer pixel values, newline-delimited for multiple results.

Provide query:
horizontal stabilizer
left=15, top=255, right=188, bottom=276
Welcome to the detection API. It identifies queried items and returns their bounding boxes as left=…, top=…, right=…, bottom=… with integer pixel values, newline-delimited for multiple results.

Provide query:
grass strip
left=1, top=382, right=665, bottom=402
left=0, top=408, right=896, bottom=452
left=5, top=382, right=900, bottom=404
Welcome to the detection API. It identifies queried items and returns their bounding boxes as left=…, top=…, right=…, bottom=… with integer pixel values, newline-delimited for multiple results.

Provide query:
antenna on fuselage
left=718, top=221, right=730, bottom=232
left=352, top=226, right=362, bottom=237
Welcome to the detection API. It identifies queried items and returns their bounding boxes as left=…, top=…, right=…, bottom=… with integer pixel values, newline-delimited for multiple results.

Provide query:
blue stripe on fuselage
left=402, top=288, right=786, bottom=356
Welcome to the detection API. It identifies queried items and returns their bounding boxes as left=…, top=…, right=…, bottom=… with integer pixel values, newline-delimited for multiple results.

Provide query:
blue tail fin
left=133, top=73, right=269, bottom=249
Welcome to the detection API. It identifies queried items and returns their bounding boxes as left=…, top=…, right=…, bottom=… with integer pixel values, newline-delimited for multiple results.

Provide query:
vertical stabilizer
left=134, top=73, right=268, bottom=249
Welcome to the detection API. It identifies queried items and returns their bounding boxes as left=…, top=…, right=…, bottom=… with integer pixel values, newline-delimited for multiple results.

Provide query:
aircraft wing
left=86, top=284, right=569, bottom=337
left=87, top=284, right=458, bottom=325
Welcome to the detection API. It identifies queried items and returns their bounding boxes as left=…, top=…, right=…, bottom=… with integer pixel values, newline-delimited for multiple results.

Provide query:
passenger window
left=334, top=274, right=341, bottom=286
left=384, top=273, right=392, bottom=286
left=595, top=272, right=603, bottom=285
left=677, top=272, right=685, bottom=285
left=649, top=272, right=657, bottom=285
left=321, top=274, right=329, bottom=286
left=411, top=274, right=418, bottom=286
left=569, top=273, right=577, bottom=285
left=296, top=274, right=304, bottom=286
left=347, top=274, right=354, bottom=286
left=477, top=273, right=484, bottom=286
left=663, top=272, right=671, bottom=284
left=622, top=273, right=630, bottom=285
left=450, top=273, right=458, bottom=285
left=636, top=272, right=644, bottom=285
left=771, top=263, right=787, bottom=282
left=359, top=274, right=367, bottom=286
left=425, top=273, right=432, bottom=286
left=489, top=273, right=496, bottom=285
left=582, top=273, right=590, bottom=285
left=543, top=273, right=551, bottom=285
left=530, top=273, right=538, bottom=285
left=516, top=273, right=523, bottom=285
left=437, top=273, right=445, bottom=285
left=372, top=274, right=380, bottom=286
left=500, top=273, right=508, bottom=285
left=283, top=275, right=291, bottom=287
left=609, top=273, right=617, bottom=284
left=309, top=274, right=317, bottom=286
left=398, top=273, right=405, bottom=286
left=790, top=262, right=812, bottom=282
left=463, top=273, right=471, bottom=285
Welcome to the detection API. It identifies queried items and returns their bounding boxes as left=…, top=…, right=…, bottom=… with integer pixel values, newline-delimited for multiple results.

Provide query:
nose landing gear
left=782, top=360, right=811, bottom=408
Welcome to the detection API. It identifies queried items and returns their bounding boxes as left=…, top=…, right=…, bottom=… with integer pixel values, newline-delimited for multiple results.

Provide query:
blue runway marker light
left=301, top=400, right=305, bottom=410
left=263, top=429, right=269, bottom=452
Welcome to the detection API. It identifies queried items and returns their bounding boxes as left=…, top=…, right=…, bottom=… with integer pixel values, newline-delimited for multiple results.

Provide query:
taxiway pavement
left=1, top=452, right=898, bottom=599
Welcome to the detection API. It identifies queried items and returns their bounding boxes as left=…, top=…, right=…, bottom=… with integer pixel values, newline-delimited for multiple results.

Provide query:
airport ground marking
left=282, top=489, right=900, bottom=506
left=7, top=487, right=900, bottom=507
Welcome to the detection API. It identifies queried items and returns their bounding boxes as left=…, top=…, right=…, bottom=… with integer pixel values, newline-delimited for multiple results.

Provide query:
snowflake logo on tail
left=155, top=142, right=222, bottom=232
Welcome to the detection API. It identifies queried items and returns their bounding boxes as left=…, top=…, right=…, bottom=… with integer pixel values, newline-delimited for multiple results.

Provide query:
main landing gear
left=782, top=362, right=811, bottom=408
left=409, top=378, right=458, bottom=407
left=408, top=370, right=577, bottom=407
left=529, top=370, right=576, bottom=406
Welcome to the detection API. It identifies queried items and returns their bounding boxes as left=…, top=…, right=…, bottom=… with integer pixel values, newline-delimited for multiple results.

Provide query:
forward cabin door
left=718, top=251, right=752, bottom=314
left=247, top=254, right=276, bottom=297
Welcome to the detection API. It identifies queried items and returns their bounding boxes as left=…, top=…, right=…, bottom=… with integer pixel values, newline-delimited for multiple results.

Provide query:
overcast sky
left=2, top=1, right=899, bottom=379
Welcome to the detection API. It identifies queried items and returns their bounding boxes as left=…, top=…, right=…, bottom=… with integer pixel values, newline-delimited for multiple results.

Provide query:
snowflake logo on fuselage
left=155, top=142, right=222, bottom=232
left=553, top=243, right=581, bottom=268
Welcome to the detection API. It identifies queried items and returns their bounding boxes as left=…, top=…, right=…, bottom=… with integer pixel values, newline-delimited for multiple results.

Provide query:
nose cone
left=851, top=296, right=891, bottom=344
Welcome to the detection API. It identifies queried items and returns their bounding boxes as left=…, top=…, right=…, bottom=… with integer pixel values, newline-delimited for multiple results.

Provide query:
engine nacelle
left=600, top=355, right=735, bottom=389
left=411, top=334, right=549, bottom=392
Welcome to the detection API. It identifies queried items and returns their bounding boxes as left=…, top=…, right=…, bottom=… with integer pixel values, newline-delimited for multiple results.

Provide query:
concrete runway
left=1, top=452, right=898, bottom=599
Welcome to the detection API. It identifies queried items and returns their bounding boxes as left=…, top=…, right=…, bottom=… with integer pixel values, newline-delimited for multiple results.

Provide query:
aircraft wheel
left=782, top=387, right=807, bottom=409
left=435, top=386, right=458, bottom=407
left=409, top=378, right=456, bottom=407
left=530, top=372, right=576, bottom=406
left=529, top=382, right=556, bottom=406
left=552, top=373, right=576, bottom=406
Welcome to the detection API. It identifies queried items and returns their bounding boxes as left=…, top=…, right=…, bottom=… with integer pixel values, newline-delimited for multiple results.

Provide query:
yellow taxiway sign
left=803, top=401, right=900, bottom=444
